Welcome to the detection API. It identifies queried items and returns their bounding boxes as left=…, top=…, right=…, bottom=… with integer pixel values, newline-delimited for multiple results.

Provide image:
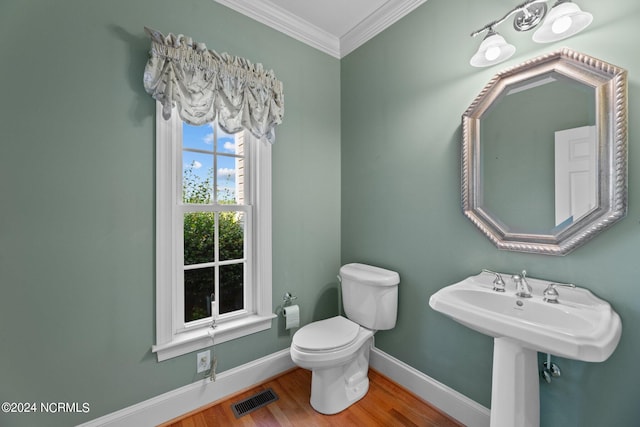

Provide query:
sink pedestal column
left=490, top=337, right=539, bottom=427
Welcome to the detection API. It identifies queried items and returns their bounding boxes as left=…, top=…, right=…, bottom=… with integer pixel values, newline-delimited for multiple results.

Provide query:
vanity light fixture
left=470, top=0, right=593, bottom=68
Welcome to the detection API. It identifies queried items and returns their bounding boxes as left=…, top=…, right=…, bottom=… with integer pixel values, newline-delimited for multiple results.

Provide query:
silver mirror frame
left=462, top=48, right=628, bottom=256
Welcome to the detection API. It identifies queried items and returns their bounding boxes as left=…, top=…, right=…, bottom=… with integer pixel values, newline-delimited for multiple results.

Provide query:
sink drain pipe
left=541, top=353, right=561, bottom=383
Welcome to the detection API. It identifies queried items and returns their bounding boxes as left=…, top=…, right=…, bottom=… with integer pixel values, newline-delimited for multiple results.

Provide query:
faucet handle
left=549, top=282, right=575, bottom=289
left=543, top=284, right=560, bottom=303
left=482, top=269, right=506, bottom=292
left=543, top=282, right=575, bottom=303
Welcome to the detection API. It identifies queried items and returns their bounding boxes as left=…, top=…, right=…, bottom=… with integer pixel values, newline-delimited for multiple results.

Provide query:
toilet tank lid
left=340, top=263, right=400, bottom=287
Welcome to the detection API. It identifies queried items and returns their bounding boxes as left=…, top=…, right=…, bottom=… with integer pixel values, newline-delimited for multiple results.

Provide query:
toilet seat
left=293, top=316, right=360, bottom=352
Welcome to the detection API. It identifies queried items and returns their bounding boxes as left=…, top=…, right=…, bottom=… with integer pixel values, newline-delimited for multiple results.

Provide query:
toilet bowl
left=290, top=316, right=375, bottom=414
left=290, top=263, right=400, bottom=415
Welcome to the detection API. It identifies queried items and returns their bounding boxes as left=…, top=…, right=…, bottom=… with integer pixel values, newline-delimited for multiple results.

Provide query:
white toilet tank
left=340, top=263, right=400, bottom=330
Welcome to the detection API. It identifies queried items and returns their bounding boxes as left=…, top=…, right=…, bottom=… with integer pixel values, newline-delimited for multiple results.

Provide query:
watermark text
left=2, top=401, right=90, bottom=414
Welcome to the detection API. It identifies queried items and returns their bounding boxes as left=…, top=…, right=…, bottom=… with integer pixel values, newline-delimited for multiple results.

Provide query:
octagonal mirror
left=462, top=48, right=627, bottom=255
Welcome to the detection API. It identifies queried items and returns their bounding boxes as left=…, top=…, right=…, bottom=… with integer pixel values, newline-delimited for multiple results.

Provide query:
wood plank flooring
left=162, top=368, right=463, bottom=427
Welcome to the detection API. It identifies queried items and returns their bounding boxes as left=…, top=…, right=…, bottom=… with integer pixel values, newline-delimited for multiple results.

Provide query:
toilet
left=290, top=263, right=400, bottom=414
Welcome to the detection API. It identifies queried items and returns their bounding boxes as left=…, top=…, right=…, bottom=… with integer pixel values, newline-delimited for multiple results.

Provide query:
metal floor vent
left=231, top=388, right=279, bottom=418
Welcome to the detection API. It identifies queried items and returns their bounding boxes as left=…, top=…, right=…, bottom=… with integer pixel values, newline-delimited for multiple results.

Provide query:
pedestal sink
left=429, top=271, right=622, bottom=427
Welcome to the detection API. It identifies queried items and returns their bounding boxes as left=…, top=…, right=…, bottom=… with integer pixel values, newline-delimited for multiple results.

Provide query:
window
left=153, top=103, right=274, bottom=361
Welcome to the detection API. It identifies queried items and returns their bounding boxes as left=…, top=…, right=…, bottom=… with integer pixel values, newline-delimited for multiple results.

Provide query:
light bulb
left=552, top=16, right=573, bottom=34
left=485, top=46, right=501, bottom=61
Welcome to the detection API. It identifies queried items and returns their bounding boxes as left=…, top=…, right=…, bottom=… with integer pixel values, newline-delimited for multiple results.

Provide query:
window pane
left=184, top=212, right=215, bottom=265
left=183, top=122, right=215, bottom=152
left=183, top=151, right=213, bottom=204
left=216, top=125, right=236, bottom=153
left=184, top=267, right=214, bottom=322
left=216, top=130, right=245, bottom=205
left=216, top=154, right=239, bottom=203
left=219, top=263, right=244, bottom=314
left=219, top=212, right=244, bottom=261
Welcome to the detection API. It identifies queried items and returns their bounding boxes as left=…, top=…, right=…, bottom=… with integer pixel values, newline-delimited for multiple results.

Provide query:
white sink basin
left=429, top=271, right=621, bottom=362
left=430, top=271, right=622, bottom=427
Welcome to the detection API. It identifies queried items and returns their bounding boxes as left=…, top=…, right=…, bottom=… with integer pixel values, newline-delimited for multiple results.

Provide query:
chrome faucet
left=482, top=269, right=506, bottom=292
left=512, top=270, right=532, bottom=298
left=543, top=282, right=575, bottom=303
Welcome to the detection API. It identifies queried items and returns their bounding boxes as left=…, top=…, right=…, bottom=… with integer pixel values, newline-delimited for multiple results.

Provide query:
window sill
left=152, top=313, right=276, bottom=362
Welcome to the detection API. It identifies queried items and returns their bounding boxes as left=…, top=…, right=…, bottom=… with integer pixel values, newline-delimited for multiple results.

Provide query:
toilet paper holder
left=282, top=292, right=297, bottom=314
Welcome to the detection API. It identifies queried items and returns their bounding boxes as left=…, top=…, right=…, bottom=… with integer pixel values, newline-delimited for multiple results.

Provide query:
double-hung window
left=153, top=103, right=274, bottom=361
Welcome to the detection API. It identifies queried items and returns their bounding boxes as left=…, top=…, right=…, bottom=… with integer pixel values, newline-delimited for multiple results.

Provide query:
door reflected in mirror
left=554, top=125, right=597, bottom=228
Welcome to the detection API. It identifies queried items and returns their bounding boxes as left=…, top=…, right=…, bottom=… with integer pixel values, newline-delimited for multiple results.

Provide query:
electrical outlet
left=197, top=350, right=211, bottom=373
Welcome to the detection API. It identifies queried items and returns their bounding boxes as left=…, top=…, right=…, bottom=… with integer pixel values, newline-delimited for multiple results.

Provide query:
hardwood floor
left=162, top=368, right=463, bottom=427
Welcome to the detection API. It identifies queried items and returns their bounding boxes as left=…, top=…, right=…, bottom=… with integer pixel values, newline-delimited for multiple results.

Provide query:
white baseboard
left=370, top=347, right=490, bottom=427
left=78, top=346, right=489, bottom=427
left=77, top=348, right=295, bottom=427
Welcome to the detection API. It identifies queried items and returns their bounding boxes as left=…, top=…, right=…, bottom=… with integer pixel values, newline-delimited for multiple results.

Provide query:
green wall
left=0, top=1, right=340, bottom=426
left=342, top=0, right=640, bottom=426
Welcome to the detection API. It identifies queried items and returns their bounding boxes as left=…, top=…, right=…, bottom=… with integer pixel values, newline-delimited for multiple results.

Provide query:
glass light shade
left=470, top=33, right=516, bottom=68
left=532, top=1, right=593, bottom=43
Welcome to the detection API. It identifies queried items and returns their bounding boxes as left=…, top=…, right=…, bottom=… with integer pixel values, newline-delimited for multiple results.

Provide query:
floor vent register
left=231, top=388, right=279, bottom=418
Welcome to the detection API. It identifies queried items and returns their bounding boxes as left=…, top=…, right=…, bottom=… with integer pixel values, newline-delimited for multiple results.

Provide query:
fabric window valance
left=143, top=27, right=284, bottom=143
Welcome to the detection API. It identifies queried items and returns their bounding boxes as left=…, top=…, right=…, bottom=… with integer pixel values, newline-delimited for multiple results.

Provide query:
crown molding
left=340, top=0, right=427, bottom=57
left=215, top=0, right=341, bottom=57
left=214, top=0, right=428, bottom=59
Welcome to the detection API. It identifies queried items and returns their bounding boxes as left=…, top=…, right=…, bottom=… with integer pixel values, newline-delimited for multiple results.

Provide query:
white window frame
left=152, top=103, right=275, bottom=362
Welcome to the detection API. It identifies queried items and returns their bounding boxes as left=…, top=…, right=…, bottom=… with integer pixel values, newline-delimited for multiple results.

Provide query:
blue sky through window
left=182, top=122, right=240, bottom=203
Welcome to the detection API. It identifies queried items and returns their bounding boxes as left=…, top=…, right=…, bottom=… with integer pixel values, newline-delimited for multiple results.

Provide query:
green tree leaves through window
left=183, top=164, right=245, bottom=322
